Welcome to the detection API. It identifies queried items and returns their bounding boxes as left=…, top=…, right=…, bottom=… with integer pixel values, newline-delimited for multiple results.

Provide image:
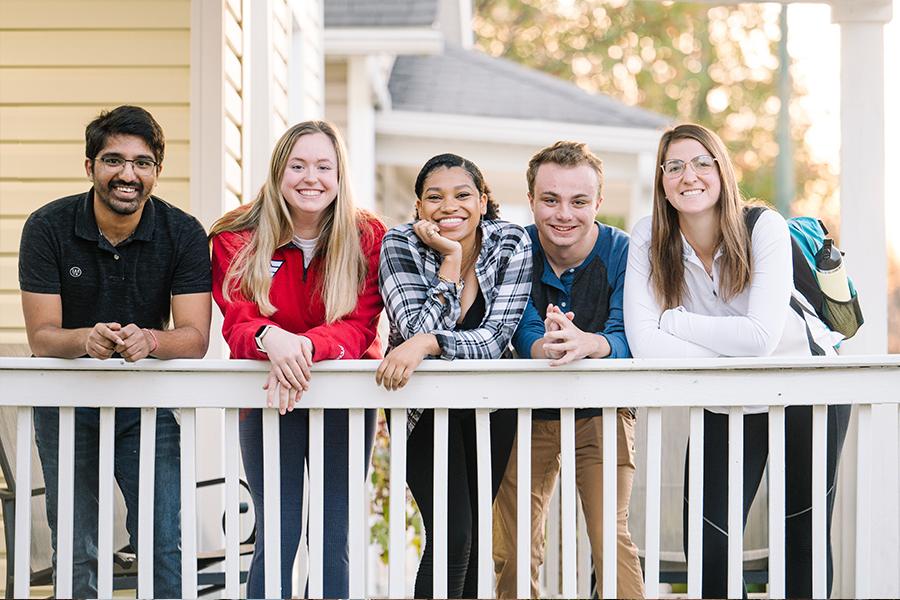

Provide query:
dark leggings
left=240, top=408, right=376, bottom=599
left=683, top=406, right=850, bottom=599
left=404, top=408, right=517, bottom=599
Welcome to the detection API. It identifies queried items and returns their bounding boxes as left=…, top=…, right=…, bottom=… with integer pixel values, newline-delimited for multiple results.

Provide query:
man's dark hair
left=85, top=105, right=165, bottom=164
left=413, top=153, right=500, bottom=220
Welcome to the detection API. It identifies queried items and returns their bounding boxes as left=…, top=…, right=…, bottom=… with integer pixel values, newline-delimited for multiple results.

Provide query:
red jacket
left=211, top=215, right=386, bottom=361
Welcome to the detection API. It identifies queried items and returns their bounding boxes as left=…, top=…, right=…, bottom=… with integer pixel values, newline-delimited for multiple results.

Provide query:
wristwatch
left=254, top=325, right=271, bottom=353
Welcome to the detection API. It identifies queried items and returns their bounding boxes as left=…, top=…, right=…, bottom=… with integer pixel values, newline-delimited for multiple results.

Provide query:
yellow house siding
left=0, top=0, right=191, bottom=346
left=325, top=59, right=349, bottom=134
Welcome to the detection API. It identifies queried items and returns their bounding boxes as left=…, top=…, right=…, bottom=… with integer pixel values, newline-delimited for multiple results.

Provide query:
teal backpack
left=744, top=206, right=864, bottom=354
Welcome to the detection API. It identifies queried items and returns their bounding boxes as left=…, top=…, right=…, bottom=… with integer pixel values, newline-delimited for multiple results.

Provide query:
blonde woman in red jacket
left=210, top=120, right=385, bottom=599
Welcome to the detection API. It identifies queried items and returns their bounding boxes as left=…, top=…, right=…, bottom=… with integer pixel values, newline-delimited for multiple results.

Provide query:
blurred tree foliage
left=473, top=0, right=838, bottom=219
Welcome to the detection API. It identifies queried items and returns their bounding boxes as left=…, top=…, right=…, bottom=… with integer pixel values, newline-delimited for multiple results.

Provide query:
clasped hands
left=541, top=303, right=610, bottom=365
left=85, top=322, right=155, bottom=362
left=258, top=326, right=314, bottom=415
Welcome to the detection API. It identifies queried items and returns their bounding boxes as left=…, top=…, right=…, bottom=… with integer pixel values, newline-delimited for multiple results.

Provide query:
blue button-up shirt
left=512, top=222, right=630, bottom=359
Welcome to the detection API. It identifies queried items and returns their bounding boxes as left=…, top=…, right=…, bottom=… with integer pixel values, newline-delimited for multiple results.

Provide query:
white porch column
left=831, top=1, right=897, bottom=597
left=347, top=56, right=377, bottom=210
left=628, top=151, right=657, bottom=230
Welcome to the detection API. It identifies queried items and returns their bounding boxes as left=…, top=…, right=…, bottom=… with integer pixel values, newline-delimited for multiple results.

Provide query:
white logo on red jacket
left=269, top=260, right=284, bottom=277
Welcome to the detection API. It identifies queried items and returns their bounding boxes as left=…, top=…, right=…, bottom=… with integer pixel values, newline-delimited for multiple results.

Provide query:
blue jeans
left=33, top=407, right=182, bottom=599
left=240, top=408, right=376, bottom=599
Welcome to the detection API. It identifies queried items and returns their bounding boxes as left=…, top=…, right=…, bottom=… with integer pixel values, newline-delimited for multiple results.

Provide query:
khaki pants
left=492, top=411, right=645, bottom=599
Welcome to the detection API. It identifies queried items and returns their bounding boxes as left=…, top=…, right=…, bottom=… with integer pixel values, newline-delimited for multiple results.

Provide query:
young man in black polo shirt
left=18, top=105, right=211, bottom=598
left=492, top=141, right=644, bottom=598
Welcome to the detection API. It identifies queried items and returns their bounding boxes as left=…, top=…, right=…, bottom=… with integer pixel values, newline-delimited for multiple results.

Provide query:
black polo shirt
left=18, top=189, right=211, bottom=331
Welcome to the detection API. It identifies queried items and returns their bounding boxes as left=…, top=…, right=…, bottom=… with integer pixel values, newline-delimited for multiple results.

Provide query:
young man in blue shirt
left=492, top=141, right=644, bottom=599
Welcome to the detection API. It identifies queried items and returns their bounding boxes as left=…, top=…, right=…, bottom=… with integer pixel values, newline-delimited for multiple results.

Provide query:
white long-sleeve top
left=624, top=211, right=841, bottom=414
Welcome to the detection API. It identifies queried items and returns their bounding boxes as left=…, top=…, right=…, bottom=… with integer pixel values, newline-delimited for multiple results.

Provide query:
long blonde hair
left=650, top=123, right=752, bottom=309
left=210, top=120, right=371, bottom=322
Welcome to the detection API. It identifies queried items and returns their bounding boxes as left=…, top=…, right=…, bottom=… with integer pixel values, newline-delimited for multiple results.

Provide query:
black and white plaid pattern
left=379, top=219, right=533, bottom=436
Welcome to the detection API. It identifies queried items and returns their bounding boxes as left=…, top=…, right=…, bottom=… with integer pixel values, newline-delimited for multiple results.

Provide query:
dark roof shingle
left=389, top=45, right=668, bottom=129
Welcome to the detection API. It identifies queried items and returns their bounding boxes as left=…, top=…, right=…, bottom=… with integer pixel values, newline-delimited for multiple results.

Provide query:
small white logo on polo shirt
left=69, top=267, right=82, bottom=278
left=269, top=260, right=284, bottom=277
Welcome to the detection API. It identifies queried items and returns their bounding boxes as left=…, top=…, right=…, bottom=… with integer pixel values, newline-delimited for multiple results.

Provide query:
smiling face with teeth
left=529, top=163, right=602, bottom=265
left=279, top=132, right=339, bottom=236
left=416, top=166, right=487, bottom=252
left=661, top=138, right=722, bottom=219
left=85, top=134, right=160, bottom=217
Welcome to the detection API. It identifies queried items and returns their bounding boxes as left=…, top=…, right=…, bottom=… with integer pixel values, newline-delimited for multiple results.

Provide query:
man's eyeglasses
left=94, top=155, right=159, bottom=173
left=660, top=155, right=717, bottom=178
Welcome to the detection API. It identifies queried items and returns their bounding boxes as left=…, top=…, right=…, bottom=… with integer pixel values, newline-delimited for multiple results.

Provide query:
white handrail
left=3, top=356, right=898, bottom=600
left=4, top=356, right=898, bottom=410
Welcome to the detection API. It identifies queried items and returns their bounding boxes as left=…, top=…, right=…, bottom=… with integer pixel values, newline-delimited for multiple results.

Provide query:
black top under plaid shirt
left=379, top=219, right=533, bottom=436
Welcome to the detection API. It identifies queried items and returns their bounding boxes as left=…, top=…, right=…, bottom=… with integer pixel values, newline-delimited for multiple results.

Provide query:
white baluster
left=516, top=408, right=532, bottom=600
left=97, top=407, right=116, bottom=599
left=643, top=407, right=662, bottom=599
left=224, top=408, right=240, bottom=598
left=687, top=407, right=704, bottom=599
left=138, top=407, right=157, bottom=599
left=475, top=408, right=493, bottom=599
left=602, top=407, right=617, bottom=599
left=855, top=403, right=872, bottom=599
left=14, top=407, right=33, bottom=599
left=433, top=408, right=449, bottom=599
left=308, top=408, right=325, bottom=598
left=811, top=404, right=827, bottom=598
left=56, top=406, right=75, bottom=599
left=727, top=407, right=743, bottom=599
left=262, top=409, right=282, bottom=599
left=389, top=409, right=407, bottom=598
left=560, top=408, right=577, bottom=598
left=348, top=409, right=366, bottom=598
left=179, top=408, right=198, bottom=599
left=768, top=405, right=786, bottom=600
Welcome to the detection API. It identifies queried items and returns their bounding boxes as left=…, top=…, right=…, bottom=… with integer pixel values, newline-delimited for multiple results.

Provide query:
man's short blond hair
left=526, top=140, right=604, bottom=197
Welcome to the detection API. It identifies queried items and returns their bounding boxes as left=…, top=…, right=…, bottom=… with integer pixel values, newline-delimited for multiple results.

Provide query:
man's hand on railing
left=85, top=322, right=125, bottom=360
left=375, top=332, right=439, bottom=391
left=542, top=305, right=611, bottom=366
left=113, top=323, right=156, bottom=362
left=258, top=327, right=314, bottom=413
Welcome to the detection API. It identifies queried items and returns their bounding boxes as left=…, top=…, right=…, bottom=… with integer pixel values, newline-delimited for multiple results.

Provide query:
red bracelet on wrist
left=143, top=328, right=159, bottom=354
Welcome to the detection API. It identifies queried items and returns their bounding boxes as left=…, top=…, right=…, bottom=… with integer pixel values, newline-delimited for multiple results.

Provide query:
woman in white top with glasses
left=624, top=123, right=849, bottom=598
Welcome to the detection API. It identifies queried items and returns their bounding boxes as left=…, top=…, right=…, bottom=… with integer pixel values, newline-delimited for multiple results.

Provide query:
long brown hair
left=210, top=120, right=374, bottom=321
left=650, top=123, right=752, bottom=309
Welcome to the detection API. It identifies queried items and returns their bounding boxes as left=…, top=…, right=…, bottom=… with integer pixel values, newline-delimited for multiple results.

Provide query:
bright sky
left=788, top=1, right=898, bottom=257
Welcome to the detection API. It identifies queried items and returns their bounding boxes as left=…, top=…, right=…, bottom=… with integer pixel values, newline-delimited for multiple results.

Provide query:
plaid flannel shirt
left=379, top=219, right=533, bottom=436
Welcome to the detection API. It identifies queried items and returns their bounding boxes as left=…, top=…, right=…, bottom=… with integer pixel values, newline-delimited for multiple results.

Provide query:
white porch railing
left=2, top=356, right=899, bottom=599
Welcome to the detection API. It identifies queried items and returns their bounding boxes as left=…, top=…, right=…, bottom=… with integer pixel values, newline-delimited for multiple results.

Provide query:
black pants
left=683, top=406, right=850, bottom=599
left=404, top=408, right=516, bottom=598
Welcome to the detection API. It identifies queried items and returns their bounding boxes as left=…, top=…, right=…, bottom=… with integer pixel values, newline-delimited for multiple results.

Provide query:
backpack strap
left=744, top=205, right=826, bottom=356
left=743, top=205, right=767, bottom=232
left=790, top=296, right=826, bottom=356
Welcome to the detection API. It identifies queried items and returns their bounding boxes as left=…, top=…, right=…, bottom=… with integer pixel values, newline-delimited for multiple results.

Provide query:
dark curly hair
left=413, top=153, right=500, bottom=220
